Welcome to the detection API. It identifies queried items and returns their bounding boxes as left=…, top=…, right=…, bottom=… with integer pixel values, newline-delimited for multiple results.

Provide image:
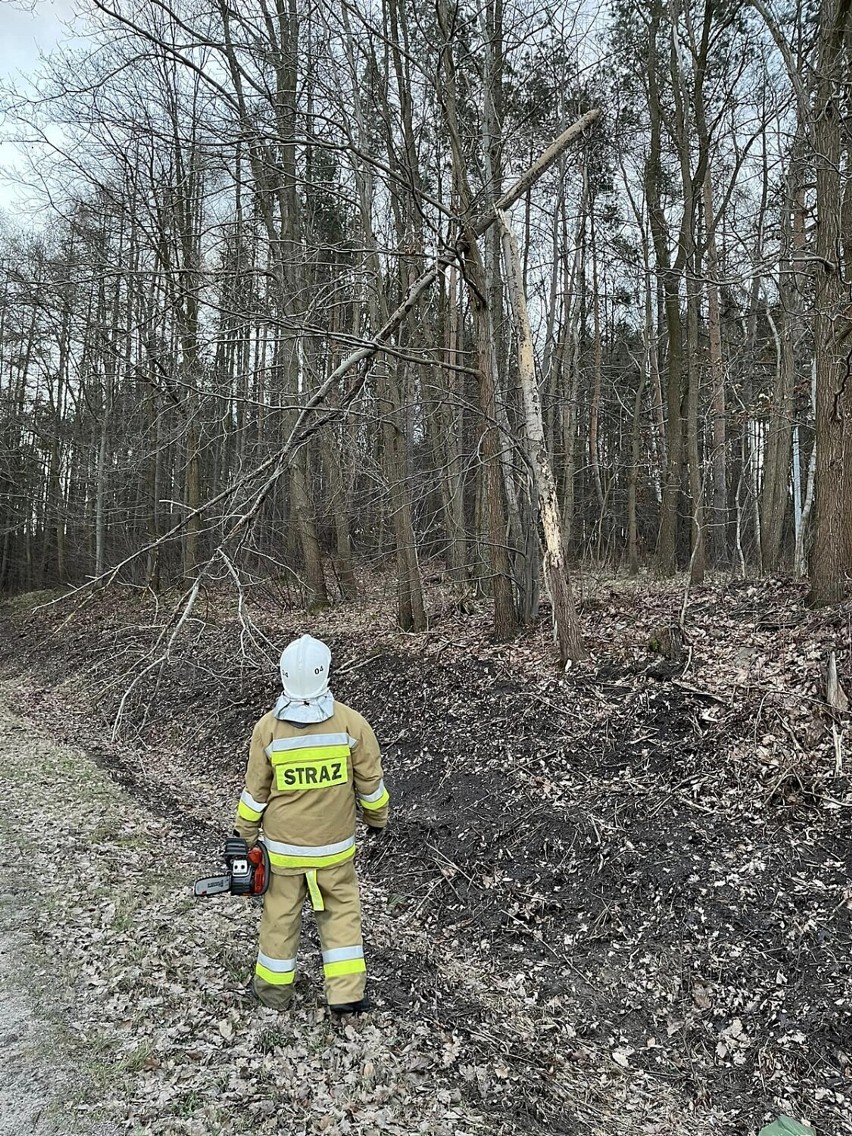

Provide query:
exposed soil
left=0, top=576, right=850, bottom=1134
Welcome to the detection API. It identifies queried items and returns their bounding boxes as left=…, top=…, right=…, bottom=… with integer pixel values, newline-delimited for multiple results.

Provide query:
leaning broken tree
left=30, top=95, right=600, bottom=663
left=498, top=208, right=587, bottom=664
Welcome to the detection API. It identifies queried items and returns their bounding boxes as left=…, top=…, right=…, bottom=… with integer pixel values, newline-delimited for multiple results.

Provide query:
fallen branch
left=111, top=576, right=201, bottom=741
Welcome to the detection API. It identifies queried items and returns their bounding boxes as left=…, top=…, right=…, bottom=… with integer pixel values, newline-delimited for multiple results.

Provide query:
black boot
left=329, top=996, right=371, bottom=1015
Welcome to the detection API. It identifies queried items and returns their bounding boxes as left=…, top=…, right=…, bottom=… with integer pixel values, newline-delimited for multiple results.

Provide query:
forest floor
left=0, top=571, right=850, bottom=1136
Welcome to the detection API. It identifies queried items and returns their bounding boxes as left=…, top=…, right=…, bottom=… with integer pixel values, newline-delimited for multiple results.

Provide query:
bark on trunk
left=290, top=446, right=329, bottom=612
left=702, top=170, right=728, bottom=566
left=809, top=0, right=852, bottom=604
left=685, top=278, right=705, bottom=583
left=499, top=210, right=586, bottom=662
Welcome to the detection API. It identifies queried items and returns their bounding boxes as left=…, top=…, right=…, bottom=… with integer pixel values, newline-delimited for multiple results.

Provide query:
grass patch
left=170, top=1090, right=202, bottom=1119
left=118, top=1039, right=154, bottom=1073
left=0, top=589, right=65, bottom=613
left=256, top=1026, right=291, bottom=1054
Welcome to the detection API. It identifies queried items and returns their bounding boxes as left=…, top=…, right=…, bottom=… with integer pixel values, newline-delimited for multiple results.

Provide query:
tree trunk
left=378, top=363, right=427, bottom=631
left=645, top=4, right=685, bottom=576
left=685, top=275, right=705, bottom=583
left=808, top=0, right=852, bottom=604
left=627, top=334, right=648, bottom=576
left=437, top=0, right=518, bottom=638
left=290, top=446, right=329, bottom=611
left=428, top=262, right=468, bottom=585
left=499, top=210, right=586, bottom=662
left=588, top=206, right=606, bottom=540
left=344, top=10, right=425, bottom=629
left=702, top=170, right=728, bottom=566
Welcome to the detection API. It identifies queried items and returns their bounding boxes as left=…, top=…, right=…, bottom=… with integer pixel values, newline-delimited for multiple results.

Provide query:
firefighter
left=232, top=634, right=389, bottom=1013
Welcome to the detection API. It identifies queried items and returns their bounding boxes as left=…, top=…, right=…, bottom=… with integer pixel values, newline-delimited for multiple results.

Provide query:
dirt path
left=0, top=701, right=57, bottom=1134
left=0, top=928, right=53, bottom=1134
left=0, top=692, right=99, bottom=1136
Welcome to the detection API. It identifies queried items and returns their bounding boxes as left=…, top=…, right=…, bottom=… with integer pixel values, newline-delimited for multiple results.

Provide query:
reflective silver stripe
left=322, top=945, right=364, bottom=965
left=241, top=790, right=267, bottom=813
left=257, top=951, right=296, bottom=973
left=264, top=834, right=355, bottom=858
left=265, top=732, right=352, bottom=757
left=358, top=781, right=387, bottom=804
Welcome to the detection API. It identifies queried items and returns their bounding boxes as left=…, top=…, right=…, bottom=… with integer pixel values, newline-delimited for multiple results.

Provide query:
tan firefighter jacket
left=233, top=700, right=389, bottom=874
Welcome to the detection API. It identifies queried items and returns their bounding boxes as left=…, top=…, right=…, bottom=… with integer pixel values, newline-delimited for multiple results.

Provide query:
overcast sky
left=2, top=0, right=72, bottom=79
left=0, top=0, right=77, bottom=211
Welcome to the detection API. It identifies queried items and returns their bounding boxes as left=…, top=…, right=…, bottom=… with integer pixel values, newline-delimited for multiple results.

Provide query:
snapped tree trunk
left=498, top=209, right=586, bottom=663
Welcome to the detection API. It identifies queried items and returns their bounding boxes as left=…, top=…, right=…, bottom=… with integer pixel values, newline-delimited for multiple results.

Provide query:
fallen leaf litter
left=0, top=574, right=849, bottom=1135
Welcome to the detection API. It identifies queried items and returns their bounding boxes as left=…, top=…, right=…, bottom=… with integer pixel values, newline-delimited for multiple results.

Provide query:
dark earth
left=1, top=577, right=850, bottom=1134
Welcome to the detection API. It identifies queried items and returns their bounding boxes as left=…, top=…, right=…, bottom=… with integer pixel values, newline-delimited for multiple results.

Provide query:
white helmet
left=279, top=634, right=332, bottom=700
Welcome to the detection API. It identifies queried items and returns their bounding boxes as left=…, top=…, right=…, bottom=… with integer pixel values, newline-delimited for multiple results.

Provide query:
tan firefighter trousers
left=253, top=859, right=366, bottom=1009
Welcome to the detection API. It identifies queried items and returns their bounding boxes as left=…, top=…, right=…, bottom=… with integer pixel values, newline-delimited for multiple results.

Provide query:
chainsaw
left=193, top=835, right=271, bottom=898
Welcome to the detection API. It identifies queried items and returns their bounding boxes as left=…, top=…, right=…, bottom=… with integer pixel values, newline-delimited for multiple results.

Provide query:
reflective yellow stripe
left=306, top=870, right=325, bottom=911
left=267, top=844, right=356, bottom=871
left=323, top=958, right=367, bottom=979
left=270, top=745, right=350, bottom=765
left=255, top=964, right=296, bottom=986
left=237, top=790, right=267, bottom=822
left=238, top=799, right=263, bottom=822
left=359, top=780, right=386, bottom=804
left=359, top=789, right=389, bottom=811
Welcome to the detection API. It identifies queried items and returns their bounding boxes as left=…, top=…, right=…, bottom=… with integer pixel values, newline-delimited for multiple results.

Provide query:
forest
left=1, top=0, right=850, bottom=650
left=0, top=3, right=850, bottom=1135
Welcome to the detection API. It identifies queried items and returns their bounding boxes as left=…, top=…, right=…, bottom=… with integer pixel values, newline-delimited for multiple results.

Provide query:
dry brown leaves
left=0, top=572, right=849, bottom=1136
